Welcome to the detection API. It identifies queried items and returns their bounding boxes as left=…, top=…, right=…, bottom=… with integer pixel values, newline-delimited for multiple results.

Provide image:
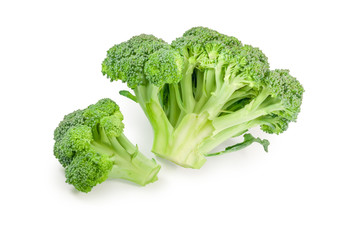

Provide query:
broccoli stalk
left=53, top=98, right=160, bottom=193
left=89, top=130, right=160, bottom=186
left=102, top=27, right=304, bottom=169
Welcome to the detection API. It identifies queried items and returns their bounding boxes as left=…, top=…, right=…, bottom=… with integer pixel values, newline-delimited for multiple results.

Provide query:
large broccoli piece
left=102, top=27, right=304, bottom=169
left=53, top=98, right=161, bottom=192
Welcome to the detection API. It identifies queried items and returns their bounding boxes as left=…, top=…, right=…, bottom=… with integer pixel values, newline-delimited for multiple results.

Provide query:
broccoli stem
left=221, top=86, right=255, bottom=112
left=200, top=80, right=238, bottom=118
left=194, top=69, right=204, bottom=101
left=198, top=88, right=284, bottom=153
left=108, top=135, right=161, bottom=186
left=194, top=69, right=215, bottom=113
left=91, top=125, right=160, bottom=186
left=152, top=112, right=214, bottom=169
left=212, top=90, right=283, bottom=133
left=204, top=68, right=216, bottom=97
left=134, top=83, right=161, bottom=122
left=168, top=84, right=181, bottom=126
left=174, top=64, right=196, bottom=125
left=181, top=64, right=196, bottom=113
left=194, top=65, right=247, bottom=117
left=201, top=112, right=280, bottom=155
left=134, top=84, right=174, bottom=154
left=200, top=121, right=259, bottom=154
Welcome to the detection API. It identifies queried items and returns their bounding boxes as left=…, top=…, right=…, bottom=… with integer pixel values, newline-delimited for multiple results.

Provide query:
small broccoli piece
left=102, top=27, right=304, bottom=169
left=53, top=98, right=160, bottom=193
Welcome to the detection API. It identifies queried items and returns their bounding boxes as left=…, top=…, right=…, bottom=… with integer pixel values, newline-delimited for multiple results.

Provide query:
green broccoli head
left=144, top=49, right=184, bottom=86
left=53, top=98, right=122, bottom=167
left=54, top=123, right=116, bottom=193
left=195, top=41, right=225, bottom=68
left=65, top=150, right=114, bottom=193
left=102, top=34, right=171, bottom=88
left=54, top=99, right=120, bottom=142
left=53, top=98, right=160, bottom=192
left=171, top=26, right=242, bottom=56
left=262, top=69, right=304, bottom=122
left=99, top=112, right=124, bottom=138
left=53, top=109, right=84, bottom=143
left=53, top=99, right=122, bottom=191
left=172, top=27, right=269, bottom=89
left=223, top=45, right=269, bottom=84
left=182, top=27, right=242, bottom=47
left=54, top=125, right=93, bottom=167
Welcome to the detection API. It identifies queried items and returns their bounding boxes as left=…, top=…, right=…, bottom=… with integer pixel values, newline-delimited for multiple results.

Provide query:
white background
left=1, top=0, right=340, bottom=239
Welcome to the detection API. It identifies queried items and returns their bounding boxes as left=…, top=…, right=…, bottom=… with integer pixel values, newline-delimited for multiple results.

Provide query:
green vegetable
left=205, top=134, right=270, bottom=157
left=102, top=27, right=304, bottom=169
left=53, top=98, right=160, bottom=193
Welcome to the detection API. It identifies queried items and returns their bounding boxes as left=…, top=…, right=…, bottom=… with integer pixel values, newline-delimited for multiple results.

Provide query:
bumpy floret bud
left=144, top=49, right=184, bottom=86
left=102, top=34, right=170, bottom=88
left=263, top=69, right=304, bottom=121
left=65, top=150, right=114, bottom=193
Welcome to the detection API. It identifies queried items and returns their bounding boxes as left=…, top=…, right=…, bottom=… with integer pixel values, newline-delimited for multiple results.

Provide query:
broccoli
left=102, top=27, right=304, bottom=169
left=53, top=98, right=161, bottom=193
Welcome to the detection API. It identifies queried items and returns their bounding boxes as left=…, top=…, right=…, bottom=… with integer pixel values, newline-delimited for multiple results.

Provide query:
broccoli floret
left=102, top=34, right=170, bottom=88
left=53, top=98, right=160, bottom=192
left=102, top=27, right=304, bottom=169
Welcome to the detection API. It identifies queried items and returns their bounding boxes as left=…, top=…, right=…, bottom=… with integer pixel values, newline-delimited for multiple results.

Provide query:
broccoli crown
left=171, top=26, right=242, bottom=54
left=102, top=34, right=172, bottom=88
left=65, top=150, right=114, bottom=193
left=54, top=98, right=122, bottom=166
left=54, top=98, right=120, bottom=145
left=263, top=69, right=304, bottom=121
left=53, top=109, right=84, bottom=143
left=171, top=27, right=269, bottom=88
left=54, top=125, right=93, bottom=167
left=100, top=112, right=124, bottom=138
left=144, top=49, right=184, bottom=86
left=53, top=99, right=123, bottom=192
left=222, top=45, right=269, bottom=83
left=183, top=27, right=242, bottom=47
